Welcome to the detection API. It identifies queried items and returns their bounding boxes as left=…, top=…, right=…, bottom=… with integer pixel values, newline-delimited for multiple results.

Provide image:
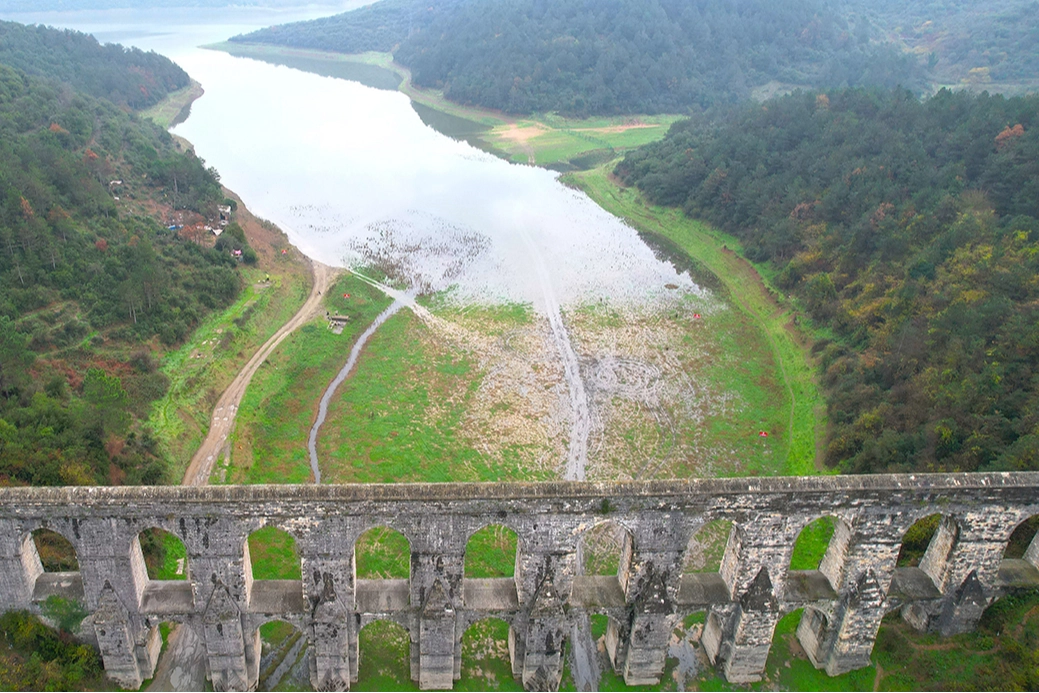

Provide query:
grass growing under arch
left=355, top=527, right=411, bottom=580
left=248, top=526, right=301, bottom=581
left=465, top=525, right=518, bottom=579
left=789, top=517, right=837, bottom=571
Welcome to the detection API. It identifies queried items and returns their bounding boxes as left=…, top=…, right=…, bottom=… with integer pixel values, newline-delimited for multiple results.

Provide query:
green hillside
left=0, top=24, right=245, bottom=487
left=0, top=20, right=190, bottom=109
left=617, top=87, right=1039, bottom=475
left=234, top=0, right=924, bottom=117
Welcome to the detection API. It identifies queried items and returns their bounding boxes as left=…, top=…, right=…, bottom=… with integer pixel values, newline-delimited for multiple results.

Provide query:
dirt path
left=147, top=623, right=207, bottom=692
left=181, top=260, right=341, bottom=486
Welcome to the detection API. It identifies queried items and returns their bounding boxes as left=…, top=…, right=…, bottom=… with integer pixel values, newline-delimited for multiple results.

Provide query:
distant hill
left=0, top=20, right=188, bottom=109
left=0, top=0, right=342, bottom=10
left=842, top=0, right=1039, bottom=93
left=234, top=0, right=925, bottom=117
left=617, top=86, right=1039, bottom=475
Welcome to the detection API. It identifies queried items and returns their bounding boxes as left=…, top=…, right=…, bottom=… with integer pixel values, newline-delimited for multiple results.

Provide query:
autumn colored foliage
left=618, top=88, right=1039, bottom=474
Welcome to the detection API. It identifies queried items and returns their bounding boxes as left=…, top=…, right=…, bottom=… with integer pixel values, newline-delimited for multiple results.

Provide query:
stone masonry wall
left=0, top=473, right=1037, bottom=690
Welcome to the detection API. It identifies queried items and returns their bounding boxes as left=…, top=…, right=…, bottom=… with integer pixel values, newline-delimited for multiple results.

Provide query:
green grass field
left=223, top=273, right=393, bottom=485
left=316, top=309, right=483, bottom=484
left=316, top=302, right=558, bottom=485
left=248, top=526, right=302, bottom=581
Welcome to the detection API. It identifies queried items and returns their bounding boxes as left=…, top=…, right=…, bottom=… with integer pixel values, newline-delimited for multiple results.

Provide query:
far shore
left=205, top=40, right=682, bottom=168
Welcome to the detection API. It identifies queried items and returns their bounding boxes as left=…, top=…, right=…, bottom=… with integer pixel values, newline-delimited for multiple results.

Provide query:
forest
left=236, top=0, right=923, bottom=116
left=842, top=0, right=1039, bottom=90
left=0, top=21, right=190, bottom=110
left=617, top=87, right=1039, bottom=475
left=0, top=24, right=244, bottom=488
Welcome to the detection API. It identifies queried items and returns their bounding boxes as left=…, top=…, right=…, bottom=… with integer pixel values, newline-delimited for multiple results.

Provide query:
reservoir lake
left=0, top=7, right=773, bottom=483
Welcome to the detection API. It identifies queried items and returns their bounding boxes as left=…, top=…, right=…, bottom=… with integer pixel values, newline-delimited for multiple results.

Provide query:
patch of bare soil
left=224, top=187, right=310, bottom=268
left=498, top=122, right=549, bottom=144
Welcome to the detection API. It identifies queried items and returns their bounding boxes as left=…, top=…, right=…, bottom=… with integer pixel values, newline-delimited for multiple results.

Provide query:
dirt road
left=181, top=260, right=341, bottom=486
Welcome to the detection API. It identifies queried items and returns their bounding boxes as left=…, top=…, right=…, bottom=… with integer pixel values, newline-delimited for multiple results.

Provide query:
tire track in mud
left=307, top=299, right=407, bottom=483
left=518, top=230, right=590, bottom=481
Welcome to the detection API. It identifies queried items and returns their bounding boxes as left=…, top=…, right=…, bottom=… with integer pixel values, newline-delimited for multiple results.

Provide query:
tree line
left=0, top=20, right=190, bottom=110
left=0, top=24, right=242, bottom=488
left=236, top=0, right=924, bottom=117
left=617, top=87, right=1039, bottom=475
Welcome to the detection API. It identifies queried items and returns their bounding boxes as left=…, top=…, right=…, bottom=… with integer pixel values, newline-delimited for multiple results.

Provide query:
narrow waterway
left=307, top=299, right=406, bottom=483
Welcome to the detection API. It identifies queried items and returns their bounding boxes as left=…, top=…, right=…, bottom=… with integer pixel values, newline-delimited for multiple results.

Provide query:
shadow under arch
left=253, top=618, right=307, bottom=692
left=1003, top=514, right=1039, bottom=564
left=30, top=528, right=79, bottom=573
left=896, top=513, right=945, bottom=570
left=23, top=527, right=81, bottom=605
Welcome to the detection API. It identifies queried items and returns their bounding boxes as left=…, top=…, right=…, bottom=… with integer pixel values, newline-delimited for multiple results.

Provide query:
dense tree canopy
left=0, top=21, right=190, bottom=109
left=236, top=0, right=924, bottom=116
left=842, top=0, right=1039, bottom=89
left=617, top=88, right=1039, bottom=475
left=0, top=35, right=240, bottom=487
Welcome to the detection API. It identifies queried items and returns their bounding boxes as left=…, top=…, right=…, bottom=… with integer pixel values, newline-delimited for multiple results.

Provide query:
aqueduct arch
left=0, top=473, right=1038, bottom=690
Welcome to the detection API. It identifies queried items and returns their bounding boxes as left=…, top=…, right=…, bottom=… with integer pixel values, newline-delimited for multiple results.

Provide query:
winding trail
left=181, top=260, right=341, bottom=486
left=307, top=299, right=407, bottom=482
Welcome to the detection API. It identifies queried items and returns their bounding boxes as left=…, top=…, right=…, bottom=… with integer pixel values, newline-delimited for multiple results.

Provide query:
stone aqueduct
left=2, top=473, right=1039, bottom=691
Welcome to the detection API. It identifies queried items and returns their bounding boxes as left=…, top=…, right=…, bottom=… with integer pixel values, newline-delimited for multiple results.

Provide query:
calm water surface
left=2, top=6, right=705, bottom=310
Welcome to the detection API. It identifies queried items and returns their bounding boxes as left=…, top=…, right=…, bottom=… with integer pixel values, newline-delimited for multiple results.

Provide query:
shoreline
left=563, top=164, right=826, bottom=476
left=145, top=45, right=820, bottom=480
left=142, top=84, right=339, bottom=485
left=206, top=40, right=682, bottom=168
left=140, top=79, right=204, bottom=130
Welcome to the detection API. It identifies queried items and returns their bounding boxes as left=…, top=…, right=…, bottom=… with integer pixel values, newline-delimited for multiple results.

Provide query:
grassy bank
left=223, top=273, right=393, bottom=484
left=563, top=164, right=825, bottom=476
left=208, top=42, right=679, bottom=169
left=147, top=262, right=311, bottom=482
left=140, top=80, right=204, bottom=129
